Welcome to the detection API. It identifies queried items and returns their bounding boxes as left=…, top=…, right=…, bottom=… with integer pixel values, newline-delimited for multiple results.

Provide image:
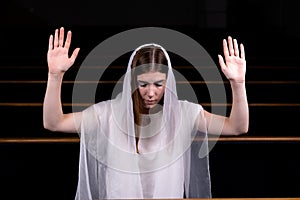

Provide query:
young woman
left=43, top=27, right=248, bottom=199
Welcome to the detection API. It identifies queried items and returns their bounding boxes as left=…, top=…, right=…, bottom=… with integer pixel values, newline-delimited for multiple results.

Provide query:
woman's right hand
left=47, top=27, right=80, bottom=75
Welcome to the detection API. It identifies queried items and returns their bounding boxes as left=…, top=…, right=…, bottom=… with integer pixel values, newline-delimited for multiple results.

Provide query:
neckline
left=140, top=110, right=163, bottom=119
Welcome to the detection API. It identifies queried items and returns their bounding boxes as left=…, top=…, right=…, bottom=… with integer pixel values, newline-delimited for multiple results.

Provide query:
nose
left=147, top=84, right=155, bottom=98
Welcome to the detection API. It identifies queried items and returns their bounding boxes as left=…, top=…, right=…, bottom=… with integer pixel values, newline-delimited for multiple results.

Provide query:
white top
left=75, top=99, right=211, bottom=199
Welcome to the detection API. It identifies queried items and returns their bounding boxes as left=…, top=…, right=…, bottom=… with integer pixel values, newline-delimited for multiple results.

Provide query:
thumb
left=218, top=54, right=227, bottom=72
left=70, top=48, right=80, bottom=64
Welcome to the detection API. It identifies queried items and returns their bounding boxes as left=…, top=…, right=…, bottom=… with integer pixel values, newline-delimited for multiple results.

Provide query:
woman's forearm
left=228, top=80, right=249, bottom=134
left=43, top=73, right=65, bottom=131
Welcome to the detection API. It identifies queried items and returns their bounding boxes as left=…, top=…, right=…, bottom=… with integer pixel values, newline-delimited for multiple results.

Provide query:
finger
left=233, top=39, right=239, bottom=57
left=218, top=54, right=227, bottom=72
left=240, top=43, right=245, bottom=59
left=223, top=39, right=229, bottom=58
left=70, top=48, right=80, bottom=64
left=54, top=29, right=59, bottom=47
left=59, top=27, right=64, bottom=47
left=48, top=34, right=53, bottom=51
left=64, top=31, right=72, bottom=49
left=228, top=36, right=234, bottom=56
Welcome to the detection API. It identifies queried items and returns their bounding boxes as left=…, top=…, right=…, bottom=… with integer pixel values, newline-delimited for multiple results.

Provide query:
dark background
left=2, top=0, right=300, bottom=67
left=1, top=0, right=300, bottom=199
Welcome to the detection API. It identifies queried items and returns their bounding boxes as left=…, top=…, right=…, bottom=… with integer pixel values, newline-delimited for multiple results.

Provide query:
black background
left=1, top=0, right=300, bottom=199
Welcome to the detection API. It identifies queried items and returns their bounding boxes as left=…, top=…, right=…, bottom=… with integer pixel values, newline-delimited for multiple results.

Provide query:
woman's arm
left=205, top=36, right=249, bottom=135
left=43, top=27, right=82, bottom=133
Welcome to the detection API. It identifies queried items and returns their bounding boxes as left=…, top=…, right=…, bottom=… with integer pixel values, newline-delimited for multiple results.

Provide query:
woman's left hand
left=218, top=36, right=246, bottom=83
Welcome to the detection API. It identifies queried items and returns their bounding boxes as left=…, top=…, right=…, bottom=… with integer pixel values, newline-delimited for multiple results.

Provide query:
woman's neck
left=141, top=104, right=163, bottom=115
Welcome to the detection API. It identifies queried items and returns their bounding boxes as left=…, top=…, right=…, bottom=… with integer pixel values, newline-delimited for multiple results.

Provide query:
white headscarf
left=75, top=43, right=211, bottom=199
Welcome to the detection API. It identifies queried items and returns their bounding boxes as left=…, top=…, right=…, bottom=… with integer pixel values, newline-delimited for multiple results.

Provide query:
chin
left=145, top=104, right=163, bottom=112
left=145, top=105, right=156, bottom=109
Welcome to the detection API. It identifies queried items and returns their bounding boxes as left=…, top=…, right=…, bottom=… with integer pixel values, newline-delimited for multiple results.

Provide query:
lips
left=145, top=100, right=156, bottom=105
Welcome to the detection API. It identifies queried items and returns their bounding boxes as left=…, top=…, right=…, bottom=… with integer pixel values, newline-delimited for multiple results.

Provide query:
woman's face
left=137, top=72, right=167, bottom=110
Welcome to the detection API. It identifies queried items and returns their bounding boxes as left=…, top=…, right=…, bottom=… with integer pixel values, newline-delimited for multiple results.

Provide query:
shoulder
left=82, top=99, right=113, bottom=117
left=178, top=100, right=203, bottom=112
left=93, top=100, right=112, bottom=111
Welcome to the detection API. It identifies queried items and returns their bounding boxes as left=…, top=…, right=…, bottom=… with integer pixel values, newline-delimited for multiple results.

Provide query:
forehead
left=137, top=72, right=167, bottom=82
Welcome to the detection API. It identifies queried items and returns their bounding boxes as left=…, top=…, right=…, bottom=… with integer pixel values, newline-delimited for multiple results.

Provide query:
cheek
left=158, top=86, right=166, bottom=97
left=138, top=88, right=146, bottom=96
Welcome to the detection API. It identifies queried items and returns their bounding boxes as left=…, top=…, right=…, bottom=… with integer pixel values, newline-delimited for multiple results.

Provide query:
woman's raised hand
left=218, top=36, right=246, bottom=83
left=47, top=27, right=80, bottom=75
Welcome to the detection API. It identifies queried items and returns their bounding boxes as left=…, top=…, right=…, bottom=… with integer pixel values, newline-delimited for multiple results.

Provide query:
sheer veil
left=75, top=43, right=211, bottom=199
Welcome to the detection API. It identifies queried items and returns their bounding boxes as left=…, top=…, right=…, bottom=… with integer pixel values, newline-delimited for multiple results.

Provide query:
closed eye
left=137, top=81, right=148, bottom=87
left=139, top=84, right=148, bottom=87
left=154, top=80, right=165, bottom=87
left=137, top=80, right=165, bottom=87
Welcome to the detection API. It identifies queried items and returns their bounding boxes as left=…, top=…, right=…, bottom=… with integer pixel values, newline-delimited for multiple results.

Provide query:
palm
left=48, top=47, right=72, bottom=73
left=218, top=36, right=246, bottom=83
left=47, top=28, right=80, bottom=74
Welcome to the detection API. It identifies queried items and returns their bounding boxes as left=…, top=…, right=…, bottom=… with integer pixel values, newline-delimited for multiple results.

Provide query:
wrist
left=48, top=72, right=64, bottom=80
left=229, top=79, right=246, bottom=90
left=229, top=79, right=245, bottom=85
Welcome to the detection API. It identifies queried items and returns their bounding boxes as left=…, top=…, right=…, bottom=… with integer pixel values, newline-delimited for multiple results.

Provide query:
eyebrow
left=137, top=80, right=166, bottom=84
